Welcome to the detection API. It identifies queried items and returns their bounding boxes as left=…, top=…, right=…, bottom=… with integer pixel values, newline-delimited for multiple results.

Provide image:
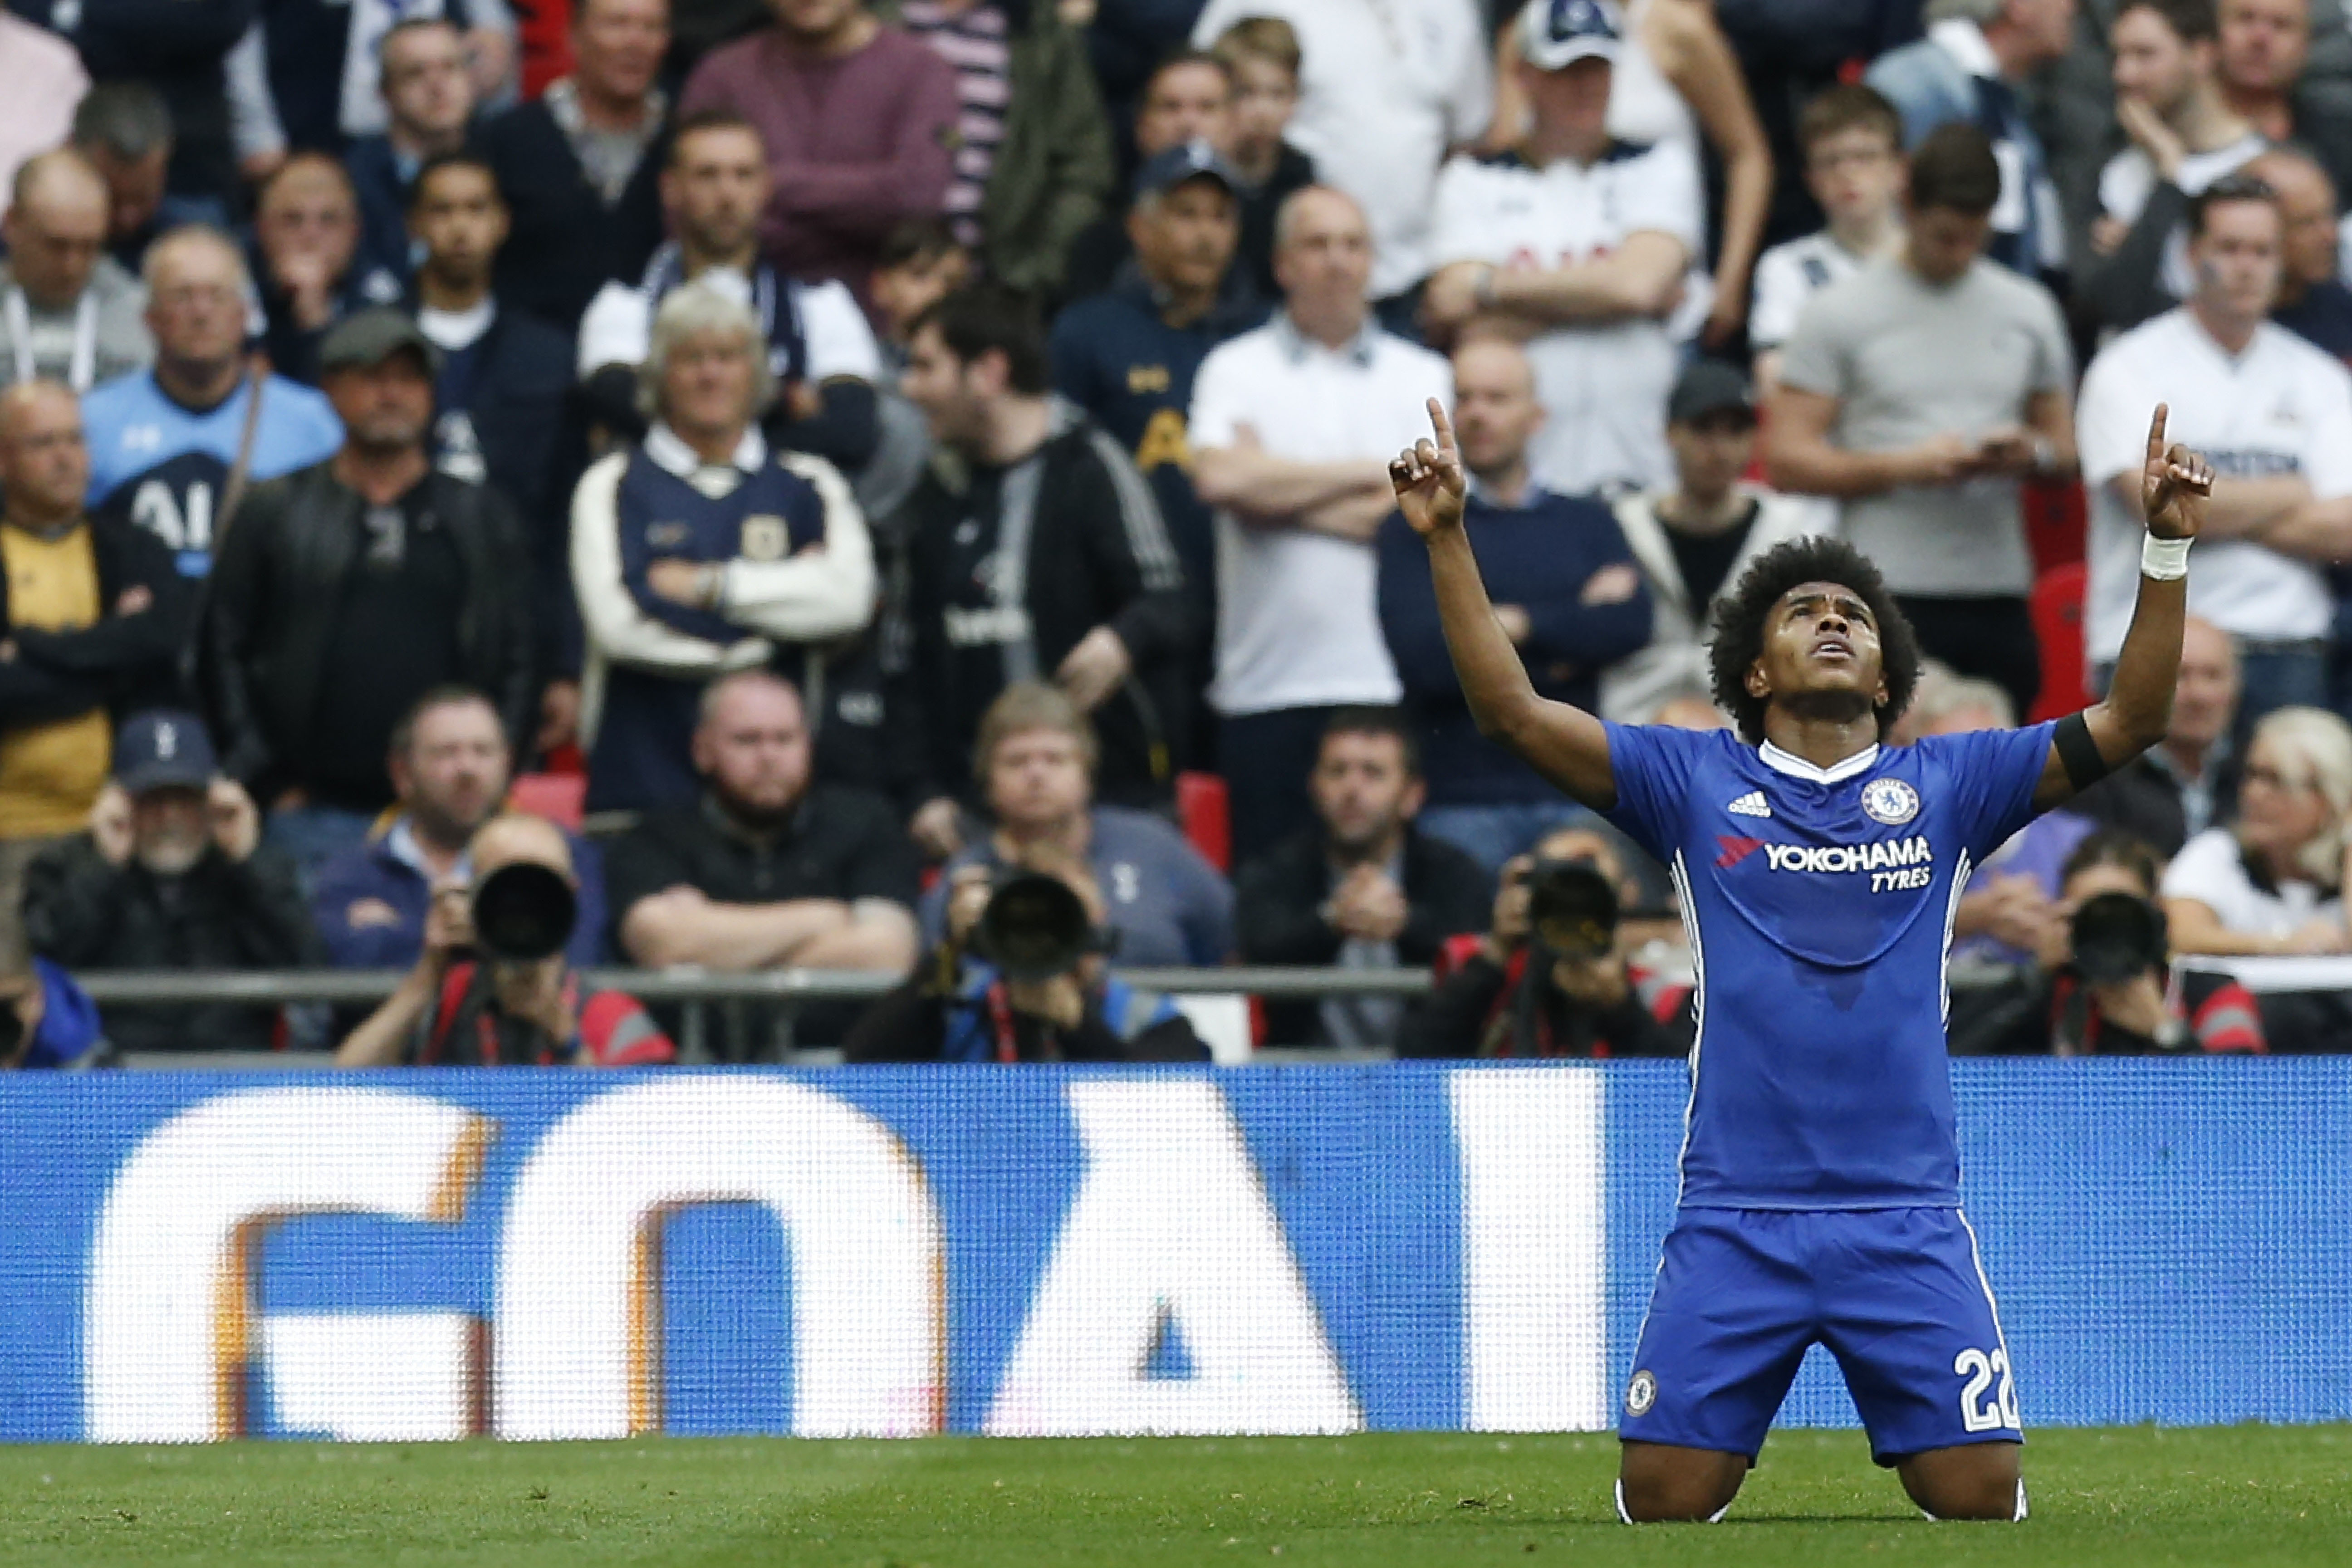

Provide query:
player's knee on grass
left=1897, top=1441, right=2024, bottom=1521
left=1616, top=1441, right=1748, bottom=1522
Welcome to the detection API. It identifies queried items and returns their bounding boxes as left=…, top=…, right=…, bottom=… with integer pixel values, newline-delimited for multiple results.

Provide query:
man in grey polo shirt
left=1765, top=122, right=2077, bottom=722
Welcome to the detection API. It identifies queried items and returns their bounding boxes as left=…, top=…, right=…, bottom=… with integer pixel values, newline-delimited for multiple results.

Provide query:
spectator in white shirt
left=1190, top=185, right=1451, bottom=862
left=1190, top=0, right=1493, bottom=326
left=1749, top=84, right=1906, bottom=395
left=2077, top=172, right=2352, bottom=728
left=1422, top=0, right=1700, bottom=497
left=2163, top=703, right=2352, bottom=953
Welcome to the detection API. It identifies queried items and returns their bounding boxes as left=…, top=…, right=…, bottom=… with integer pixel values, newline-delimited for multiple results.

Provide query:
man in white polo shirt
left=1422, top=0, right=1701, bottom=497
left=2078, top=172, right=2352, bottom=728
left=1190, top=0, right=1493, bottom=327
left=1191, top=185, right=1452, bottom=862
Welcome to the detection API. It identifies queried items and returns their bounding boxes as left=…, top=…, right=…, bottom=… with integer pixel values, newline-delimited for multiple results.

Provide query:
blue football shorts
left=1617, top=1206, right=2024, bottom=1465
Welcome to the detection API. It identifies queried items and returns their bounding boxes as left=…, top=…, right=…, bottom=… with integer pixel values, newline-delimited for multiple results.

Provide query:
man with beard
left=311, top=686, right=610, bottom=974
left=23, top=710, right=319, bottom=1055
left=200, top=309, right=535, bottom=880
left=608, top=667, right=919, bottom=1056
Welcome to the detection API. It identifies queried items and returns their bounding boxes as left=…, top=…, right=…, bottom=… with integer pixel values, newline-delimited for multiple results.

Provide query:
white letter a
left=983, top=1079, right=1361, bottom=1436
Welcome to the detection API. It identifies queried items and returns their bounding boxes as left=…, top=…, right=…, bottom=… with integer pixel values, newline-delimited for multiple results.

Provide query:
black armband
left=2054, top=711, right=2113, bottom=792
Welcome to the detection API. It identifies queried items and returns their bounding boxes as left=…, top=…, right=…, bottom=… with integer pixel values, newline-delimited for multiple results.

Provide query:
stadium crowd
left=6, top=0, right=2352, bottom=1065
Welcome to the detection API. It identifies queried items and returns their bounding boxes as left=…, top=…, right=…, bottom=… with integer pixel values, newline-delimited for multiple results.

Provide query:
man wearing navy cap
left=22, top=710, right=319, bottom=1055
left=1051, top=140, right=1264, bottom=728
left=1423, top=0, right=1704, bottom=498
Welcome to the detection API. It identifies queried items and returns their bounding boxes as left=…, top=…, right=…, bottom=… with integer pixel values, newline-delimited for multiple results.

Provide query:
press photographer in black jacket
left=1398, top=824, right=1692, bottom=1060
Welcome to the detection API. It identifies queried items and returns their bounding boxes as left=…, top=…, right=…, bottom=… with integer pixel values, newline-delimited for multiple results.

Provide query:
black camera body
left=1525, top=858, right=1620, bottom=960
left=470, top=862, right=578, bottom=963
left=970, top=871, right=1114, bottom=983
left=2068, top=891, right=2169, bottom=985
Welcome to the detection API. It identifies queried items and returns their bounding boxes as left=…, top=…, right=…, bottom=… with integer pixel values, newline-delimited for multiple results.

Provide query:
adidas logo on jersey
left=1726, top=791, right=1771, bottom=818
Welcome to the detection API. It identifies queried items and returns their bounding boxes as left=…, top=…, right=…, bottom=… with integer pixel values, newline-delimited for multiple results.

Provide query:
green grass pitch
left=3, top=1426, right=2348, bottom=1567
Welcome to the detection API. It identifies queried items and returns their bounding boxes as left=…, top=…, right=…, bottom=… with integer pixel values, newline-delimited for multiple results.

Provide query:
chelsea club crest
left=1861, top=777, right=1921, bottom=826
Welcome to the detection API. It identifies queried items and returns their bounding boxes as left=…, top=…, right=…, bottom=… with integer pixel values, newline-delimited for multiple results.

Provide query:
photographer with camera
left=844, top=851, right=1208, bottom=1063
left=336, top=813, right=676, bottom=1067
left=1398, top=825, right=1692, bottom=1060
left=1950, top=829, right=2265, bottom=1058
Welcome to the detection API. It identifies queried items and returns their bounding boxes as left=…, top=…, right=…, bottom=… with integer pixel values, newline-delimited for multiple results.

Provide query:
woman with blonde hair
left=2162, top=706, right=2352, bottom=955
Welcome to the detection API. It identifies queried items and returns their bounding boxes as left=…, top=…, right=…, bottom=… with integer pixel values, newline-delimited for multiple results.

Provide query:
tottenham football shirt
left=1602, top=721, right=2056, bottom=1209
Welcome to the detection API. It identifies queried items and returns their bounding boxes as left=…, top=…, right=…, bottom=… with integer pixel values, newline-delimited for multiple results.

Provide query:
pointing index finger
left=2146, top=402, right=2169, bottom=462
left=1428, top=396, right=1457, bottom=456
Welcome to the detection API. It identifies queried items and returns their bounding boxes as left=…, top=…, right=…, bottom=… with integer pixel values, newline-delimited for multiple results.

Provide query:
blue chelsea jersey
left=1602, top=720, right=2058, bottom=1210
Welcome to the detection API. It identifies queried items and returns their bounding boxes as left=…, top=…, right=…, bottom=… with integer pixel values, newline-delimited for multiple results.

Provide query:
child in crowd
left=1210, top=15, right=1318, bottom=298
left=1748, top=83, right=1907, bottom=392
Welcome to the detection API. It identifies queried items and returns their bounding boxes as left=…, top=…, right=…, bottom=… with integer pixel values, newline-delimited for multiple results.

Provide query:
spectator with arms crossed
left=1389, top=377, right=2212, bottom=1519
left=573, top=283, right=875, bottom=814
left=608, top=668, right=919, bottom=1056
left=1189, top=185, right=1450, bottom=862
left=1423, top=0, right=1701, bottom=499
left=1379, top=337, right=1651, bottom=872
left=2076, top=173, right=2352, bottom=726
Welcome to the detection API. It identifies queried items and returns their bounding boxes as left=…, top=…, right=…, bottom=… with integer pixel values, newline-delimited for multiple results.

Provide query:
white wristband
left=2141, top=533, right=2190, bottom=581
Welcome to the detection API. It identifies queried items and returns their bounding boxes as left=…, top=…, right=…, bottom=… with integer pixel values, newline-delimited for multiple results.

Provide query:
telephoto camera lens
left=1525, top=858, right=1621, bottom=960
left=470, top=862, right=578, bottom=963
left=973, top=872, right=1095, bottom=983
left=2068, top=891, right=2169, bottom=985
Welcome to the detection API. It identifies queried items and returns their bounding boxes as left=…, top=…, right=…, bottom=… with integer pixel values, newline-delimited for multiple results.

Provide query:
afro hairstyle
left=1706, top=536, right=1922, bottom=745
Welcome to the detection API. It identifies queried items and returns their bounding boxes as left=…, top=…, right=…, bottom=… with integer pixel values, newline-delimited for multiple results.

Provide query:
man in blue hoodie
left=1376, top=338, right=1651, bottom=872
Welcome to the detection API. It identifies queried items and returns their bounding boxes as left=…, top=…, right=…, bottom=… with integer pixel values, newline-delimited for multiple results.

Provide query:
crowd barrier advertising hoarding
left=1, top=1060, right=2348, bottom=1445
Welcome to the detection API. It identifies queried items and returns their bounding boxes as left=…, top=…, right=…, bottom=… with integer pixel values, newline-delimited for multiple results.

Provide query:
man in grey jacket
left=0, top=151, right=153, bottom=394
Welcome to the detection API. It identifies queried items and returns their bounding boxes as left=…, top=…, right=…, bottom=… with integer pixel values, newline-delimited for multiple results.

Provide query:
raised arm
left=2035, top=403, right=2212, bottom=811
left=1389, top=399, right=1616, bottom=810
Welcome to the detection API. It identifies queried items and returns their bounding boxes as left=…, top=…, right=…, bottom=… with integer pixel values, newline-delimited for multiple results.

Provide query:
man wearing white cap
left=1422, top=0, right=1702, bottom=498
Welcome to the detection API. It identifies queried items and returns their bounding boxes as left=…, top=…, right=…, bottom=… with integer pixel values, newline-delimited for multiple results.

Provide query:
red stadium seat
left=508, top=772, right=587, bottom=831
left=1176, top=771, right=1230, bottom=872
left=2028, top=561, right=2090, bottom=723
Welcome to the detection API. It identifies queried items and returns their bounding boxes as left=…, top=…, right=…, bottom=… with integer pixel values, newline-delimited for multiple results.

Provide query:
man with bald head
left=0, top=152, right=153, bottom=393
left=2246, top=147, right=2352, bottom=359
left=337, top=809, right=675, bottom=1068
left=607, top=668, right=921, bottom=1057
left=2068, top=616, right=2243, bottom=855
left=1376, top=337, right=1651, bottom=871
left=80, top=226, right=343, bottom=578
left=1188, top=184, right=1452, bottom=860
left=253, top=154, right=407, bottom=384
left=0, top=380, right=188, bottom=972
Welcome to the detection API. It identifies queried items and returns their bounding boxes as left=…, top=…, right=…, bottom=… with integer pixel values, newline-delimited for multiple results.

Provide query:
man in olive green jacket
left=873, top=0, right=1115, bottom=297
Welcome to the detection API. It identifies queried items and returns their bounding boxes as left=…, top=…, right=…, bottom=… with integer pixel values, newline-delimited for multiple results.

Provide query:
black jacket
left=198, top=462, right=536, bottom=796
left=1396, top=949, right=1692, bottom=1059
left=22, top=835, right=320, bottom=1053
left=894, top=404, right=1193, bottom=809
left=475, top=98, right=671, bottom=331
left=842, top=974, right=1207, bottom=1062
left=0, top=510, right=191, bottom=725
left=2067, top=749, right=2238, bottom=860
left=1234, top=827, right=1492, bottom=1048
